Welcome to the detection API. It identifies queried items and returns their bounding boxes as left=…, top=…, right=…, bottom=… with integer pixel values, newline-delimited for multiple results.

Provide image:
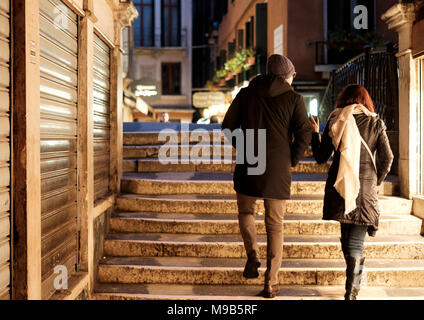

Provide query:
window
left=238, top=29, right=244, bottom=49
left=162, top=63, right=181, bottom=95
left=162, top=0, right=181, bottom=47
left=245, top=17, right=254, bottom=49
left=133, top=0, right=154, bottom=47
left=327, top=0, right=376, bottom=34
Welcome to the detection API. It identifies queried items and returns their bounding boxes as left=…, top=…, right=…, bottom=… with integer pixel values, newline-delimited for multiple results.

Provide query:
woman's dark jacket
left=222, top=74, right=311, bottom=200
left=312, top=113, right=394, bottom=235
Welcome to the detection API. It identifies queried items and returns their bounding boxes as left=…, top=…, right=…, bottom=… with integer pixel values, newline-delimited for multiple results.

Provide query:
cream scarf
left=328, top=104, right=377, bottom=215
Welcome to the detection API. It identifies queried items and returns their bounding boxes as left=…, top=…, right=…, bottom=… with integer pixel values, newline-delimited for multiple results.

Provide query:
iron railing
left=320, top=43, right=398, bottom=132
left=320, top=42, right=399, bottom=174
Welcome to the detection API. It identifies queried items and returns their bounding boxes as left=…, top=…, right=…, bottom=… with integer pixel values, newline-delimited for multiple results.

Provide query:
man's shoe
left=243, top=257, right=261, bottom=279
left=260, top=285, right=280, bottom=299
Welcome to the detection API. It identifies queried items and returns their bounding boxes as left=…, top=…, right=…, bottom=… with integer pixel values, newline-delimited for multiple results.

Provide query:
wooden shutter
left=93, top=34, right=111, bottom=203
left=237, top=29, right=244, bottom=49
left=256, top=3, right=267, bottom=74
left=228, top=41, right=235, bottom=57
left=39, top=0, right=79, bottom=299
left=0, top=0, right=10, bottom=300
left=245, top=21, right=251, bottom=49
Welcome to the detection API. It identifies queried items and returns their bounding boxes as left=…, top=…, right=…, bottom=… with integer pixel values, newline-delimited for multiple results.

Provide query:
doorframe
left=417, top=57, right=424, bottom=195
left=12, top=0, right=42, bottom=300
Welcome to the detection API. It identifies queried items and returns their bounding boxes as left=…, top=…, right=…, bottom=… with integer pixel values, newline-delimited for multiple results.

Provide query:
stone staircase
left=94, top=128, right=424, bottom=300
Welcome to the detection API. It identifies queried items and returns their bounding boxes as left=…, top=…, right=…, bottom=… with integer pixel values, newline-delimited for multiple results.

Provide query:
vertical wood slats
left=39, top=0, right=78, bottom=300
left=93, top=34, right=111, bottom=203
left=0, top=0, right=10, bottom=300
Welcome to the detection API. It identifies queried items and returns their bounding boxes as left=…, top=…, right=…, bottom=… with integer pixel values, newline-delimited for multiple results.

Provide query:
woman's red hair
left=335, top=84, right=375, bottom=113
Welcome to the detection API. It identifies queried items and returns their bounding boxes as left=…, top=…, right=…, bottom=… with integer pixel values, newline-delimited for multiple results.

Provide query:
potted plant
left=205, top=81, right=214, bottom=91
left=224, top=60, right=235, bottom=80
left=216, top=69, right=227, bottom=86
left=243, top=48, right=255, bottom=68
left=233, top=51, right=246, bottom=74
left=225, top=72, right=234, bottom=81
left=326, top=31, right=385, bottom=64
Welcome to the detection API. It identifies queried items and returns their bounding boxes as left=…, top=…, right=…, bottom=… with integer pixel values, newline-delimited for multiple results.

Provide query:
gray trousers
left=237, top=193, right=286, bottom=286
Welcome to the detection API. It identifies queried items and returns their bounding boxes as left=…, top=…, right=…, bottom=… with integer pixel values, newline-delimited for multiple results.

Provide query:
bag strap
left=359, top=135, right=377, bottom=172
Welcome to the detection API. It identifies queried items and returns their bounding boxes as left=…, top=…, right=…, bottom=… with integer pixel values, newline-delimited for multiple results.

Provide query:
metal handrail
left=319, top=43, right=398, bottom=132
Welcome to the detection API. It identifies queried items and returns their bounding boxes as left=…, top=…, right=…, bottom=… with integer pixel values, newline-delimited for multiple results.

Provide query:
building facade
left=127, top=0, right=194, bottom=123
left=1, top=0, right=137, bottom=300
left=208, top=0, right=398, bottom=120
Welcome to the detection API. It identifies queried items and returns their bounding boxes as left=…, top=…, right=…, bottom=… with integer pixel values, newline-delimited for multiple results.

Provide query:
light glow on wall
left=309, top=98, right=319, bottom=117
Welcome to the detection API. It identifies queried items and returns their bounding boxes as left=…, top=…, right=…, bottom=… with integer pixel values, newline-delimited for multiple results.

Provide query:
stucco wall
left=93, top=0, right=115, bottom=43
left=287, top=0, right=324, bottom=82
left=267, top=0, right=287, bottom=56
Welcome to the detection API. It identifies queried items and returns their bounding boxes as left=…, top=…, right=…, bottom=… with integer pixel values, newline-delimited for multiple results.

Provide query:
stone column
left=382, top=3, right=416, bottom=199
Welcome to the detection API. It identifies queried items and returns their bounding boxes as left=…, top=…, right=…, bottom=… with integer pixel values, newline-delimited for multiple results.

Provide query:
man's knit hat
left=267, top=54, right=296, bottom=79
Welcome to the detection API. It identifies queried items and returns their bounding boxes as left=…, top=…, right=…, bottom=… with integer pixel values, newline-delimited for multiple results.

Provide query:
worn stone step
left=94, top=283, right=424, bottom=300
left=124, top=144, right=237, bottom=159
left=109, top=213, right=422, bottom=236
left=124, top=145, right=314, bottom=159
left=115, top=194, right=413, bottom=216
left=97, top=257, right=424, bottom=287
left=124, top=131, right=229, bottom=146
left=120, top=173, right=399, bottom=197
left=103, top=233, right=424, bottom=259
left=123, top=158, right=328, bottom=174
left=123, top=132, right=313, bottom=158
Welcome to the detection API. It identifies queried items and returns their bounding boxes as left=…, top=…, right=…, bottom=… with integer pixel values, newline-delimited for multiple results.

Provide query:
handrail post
left=385, top=41, right=395, bottom=54
left=363, top=45, right=371, bottom=89
left=331, top=69, right=336, bottom=107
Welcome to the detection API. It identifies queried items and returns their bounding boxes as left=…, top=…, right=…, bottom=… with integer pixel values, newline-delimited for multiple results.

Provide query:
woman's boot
left=345, top=256, right=365, bottom=300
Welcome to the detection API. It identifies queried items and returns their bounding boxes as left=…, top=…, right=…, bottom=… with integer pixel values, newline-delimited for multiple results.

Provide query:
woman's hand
left=309, top=115, right=320, bottom=133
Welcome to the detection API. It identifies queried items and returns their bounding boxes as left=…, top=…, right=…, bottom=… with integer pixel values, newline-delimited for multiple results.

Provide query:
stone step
left=123, top=144, right=237, bottom=159
left=109, top=213, right=422, bottom=236
left=124, top=144, right=315, bottom=160
left=115, top=194, right=413, bottom=216
left=124, top=131, right=229, bottom=146
left=103, top=233, right=424, bottom=259
left=97, top=257, right=424, bottom=287
left=123, top=158, right=327, bottom=174
left=121, top=173, right=399, bottom=197
left=123, top=132, right=313, bottom=157
left=94, top=283, right=424, bottom=300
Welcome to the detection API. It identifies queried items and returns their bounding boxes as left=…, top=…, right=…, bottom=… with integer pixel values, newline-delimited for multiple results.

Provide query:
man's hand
left=309, top=115, right=320, bottom=133
left=376, top=185, right=381, bottom=195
